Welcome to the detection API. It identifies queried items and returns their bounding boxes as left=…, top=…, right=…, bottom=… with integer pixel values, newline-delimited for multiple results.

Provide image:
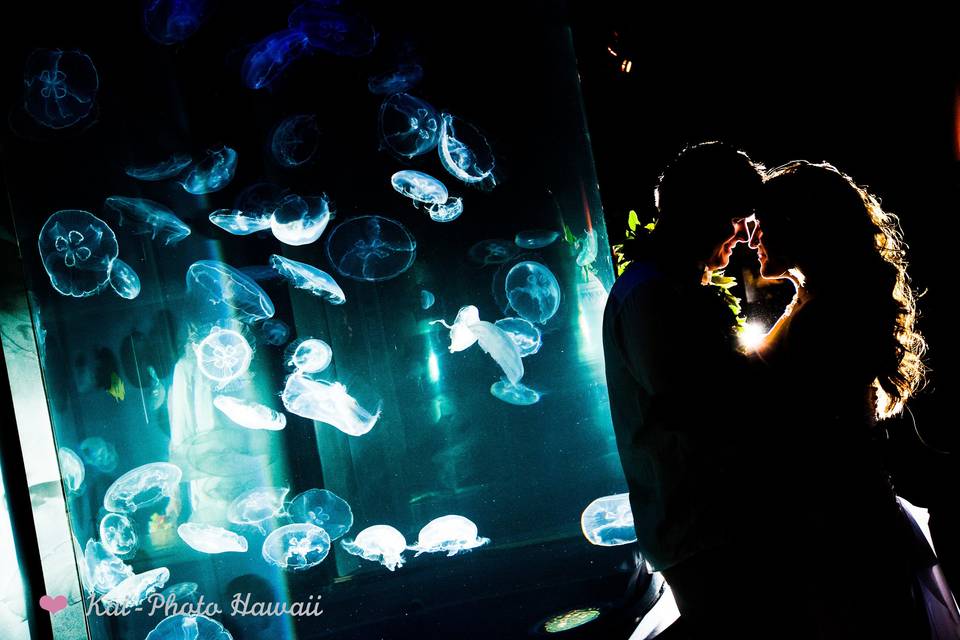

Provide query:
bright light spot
left=427, top=352, right=440, bottom=383
left=739, top=321, right=767, bottom=351
left=620, top=59, right=633, bottom=73
left=544, top=608, right=601, bottom=633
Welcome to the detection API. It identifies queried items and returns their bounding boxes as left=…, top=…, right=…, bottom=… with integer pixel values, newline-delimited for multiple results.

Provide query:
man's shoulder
left=608, top=262, right=664, bottom=307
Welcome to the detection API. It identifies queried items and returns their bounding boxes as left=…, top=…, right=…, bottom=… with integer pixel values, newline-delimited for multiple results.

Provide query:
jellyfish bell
left=80, top=436, right=119, bottom=472
left=214, top=395, right=287, bottom=431
left=490, top=377, right=540, bottom=406
left=227, top=486, right=289, bottom=532
left=408, top=515, right=490, bottom=557
left=145, top=613, right=233, bottom=640
left=467, top=239, right=517, bottom=266
left=288, top=3, right=377, bottom=57
left=431, top=307, right=523, bottom=384
left=378, top=93, right=439, bottom=158
left=38, top=209, right=119, bottom=298
left=580, top=493, right=636, bottom=547
left=289, top=488, right=354, bottom=540
left=242, top=29, right=312, bottom=91
left=109, top=259, right=141, bottom=299
left=104, top=196, right=191, bottom=246
left=368, top=63, right=423, bottom=95
left=58, top=447, right=85, bottom=494
left=420, top=289, right=435, bottom=310
left=101, top=567, right=170, bottom=608
left=325, top=215, right=416, bottom=282
left=494, top=317, right=542, bottom=357
left=193, top=327, right=254, bottom=385
left=341, top=525, right=406, bottom=571
left=285, top=338, right=333, bottom=373
left=84, top=539, right=133, bottom=594
left=515, top=229, right=560, bottom=249
left=103, top=462, right=182, bottom=514
left=424, top=197, right=463, bottom=223
left=259, top=319, right=291, bottom=346
left=270, top=254, right=345, bottom=304
left=262, top=523, right=331, bottom=571
left=438, top=113, right=495, bottom=185
left=575, top=228, right=598, bottom=267
left=430, top=305, right=480, bottom=353
left=269, top=193, right=334, bottom=246
left=178, top=523, right=249, bottom=554
left=282, top=374, right=381, bottom=436
left=390, top=170, right=449, bottom=205
left=99, top=513, right=139, bottom=558
left=180, top=146, right=237, bottom=194
left=160, top=582, right=200, bottom=606
left=185, top=260, right=275, bottom=324
left=23, top=48, right=99, bottom=129
left=270, top=114, right=320, bottom=167
left=143, top=0, right=212, bottom=45
left=505, top=261, right=561, bottom=324
left=125, top=153, right=193, bottom=182
left=208, top=209, right=272, bottom=236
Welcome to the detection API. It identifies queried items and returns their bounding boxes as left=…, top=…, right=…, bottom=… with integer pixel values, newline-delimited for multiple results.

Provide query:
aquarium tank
left=0, top=2, right=662, bottom=638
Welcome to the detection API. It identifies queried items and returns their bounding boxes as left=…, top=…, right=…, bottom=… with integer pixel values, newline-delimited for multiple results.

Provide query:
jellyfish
left=108, top=259, right=141, bottom=300
left=208, top=209, right=272, bottom=236
left=467, top=239, right=517, bottom=266
left=100, top=513, right=139, bottom=559
left=270, top=193, right=334, bottom=246
left=143, top=0, right=211, bottom=45
left=186, top=260, right=276, bottom=324
left=101, top=568, right=170, bottom=608
left=282, top=374, right=381, bottom=437
left=271, top=114, right=320, bottom=167
left=214, top=395, right=287, bottom=431
left=23, top=49, right=98, bottom=129
left=286, top=338, right=332, bottom=373
left=261, top=523, right=331, bottom=571
left=390, top=170, right=448, bottom=205
left=270, top=254, right=345, bottom=304
left=368, top=63, right=423, bottom=95
left=515, top=229, right=559, bottom=249
left=287, top=3, right=377, bottom=56
left=125, top=153, right=193, bottom=181
left=438, top=113, right=495, bottom=185
left=103, top=462, right=182, bottom=513
left=38, top=210, right=118, bottom=297
left=431, top=307, right=523, bottom=384
left=325, top=215, right=416, bottom=282
left=289, top=489, right=353, bottom=540
left=341, top=525, right=406, bottom=571
left=425, top=197, right=463, bottom=223
left=241, top=28, right=311, bottom=90
left=83, top=540, right=133, bottom=594
left=227, top=487, right=289, bottom=532
left=145, top=613, right=233, bottom=640
left=58, top=448, right=85, bottom=494
left=505, top=261, right=561, bottom=324
left=420, top=289, right=435, bottom=310
left=160, top=582, right=200, bottom=606
left=575, top=228, right=598, bottom=267
left=580, top=493, right=637, bottom=547
left=430, top=305, right=480, bottom=353
left=494, top=317, right=542, bottom=357
left=104, top=196, right=191, bottom=246
left=378, top=93, right=439, bottom=158
left=407, top=515, right=490, bottom=557
left=259, top=319, right=290, bottom=346
left=146, top=366, right=167, bottom=411
left=234, top=182, right=289, bottom=219
left=194, top=327, right=254, bottom=384
left=490, top=378, right=540, bottom=406
left=178, top=523, right=249, bottom=554
left=80, top=436, right=119, bottom=472
left=180, top=146, right=237, bottom=194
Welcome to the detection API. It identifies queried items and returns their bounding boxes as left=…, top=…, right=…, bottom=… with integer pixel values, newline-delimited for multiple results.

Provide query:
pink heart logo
left=39, top=594, right=68, bottom=614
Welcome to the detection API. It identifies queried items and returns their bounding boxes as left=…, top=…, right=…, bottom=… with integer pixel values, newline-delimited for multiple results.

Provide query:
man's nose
left=732, top=218, right=750, bottom=244
left=748, top=227, right=762, bottom=249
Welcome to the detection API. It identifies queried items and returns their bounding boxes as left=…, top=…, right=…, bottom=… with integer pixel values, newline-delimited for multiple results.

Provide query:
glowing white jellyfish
left=80, top=436, right=118, bottom=472
left=103, top=462, right=182, bottom=513
left=270, top=254, right=345, bottom=305
left=270, top=194, right=334, bottom=246
left=390, top=170, right=449, bottom=205
left=194, top=327, right=253, bottom=384
left=420, top=289, right=435, bottom=310
left=494, top=317, right=542, bottom=357
left=286, top=338, right=332, bottom=373
left=262, top=523, right=331, bottom=571
left=101, top=568, right=170, bottom=608
left=214, top=395, right=286, bottom=431
left=186, top=260, right=275, bottom=324
left=99, top=513, right=139, bottom=558
left=145, top=614, right=234, bottom=640
left=58, top=447, right=85, bottom=493
left=178, top=523, right=249, bottom=554
left=430, top=305, right=479, bottom=353
left=104, top=196, right=191, bottom=246
left=378, top=93, right=439, bottom=158
left=282, top=374, right=382, bottom=437
left=431, top=306, right=523, bottom=385
left=515, top=229, right=559, bottom=249
left=38, top=209, right=118, bottom=298
left=83, top=540, right=133, bottom=594
left=109, top=259, right=141, bottom=299
left=407, top=515, right=490, bottom=557
left=425, top=197, right=464, bottom=223
left=505, top=261, right=561, bottom=324
left=227, top=486, right=289, bottom=532
left=325, top=215, right=416, bottom=282
left=580, top=493, right=637, bottom=547
left=490, top=378, right=540, bottom=406
left=575, top=228, right=598, bottom=267
left=289, top=488, right=354, bottom=540
left=438, top=113, right=495, bottom=184
left=180, top=146, right=237, bottom=195
left=208, top=208, right=272, bottom=235
left=341, top=525, right=406, bottom=571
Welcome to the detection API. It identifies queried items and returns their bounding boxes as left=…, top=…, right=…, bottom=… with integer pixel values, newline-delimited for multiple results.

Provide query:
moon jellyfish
left=160, top=582, right=199, bottom=606
left=214, top=395, right=287, bottom=431
left=430, top=305, right=480, bottom=353
left=242, top=29, right=311, bottom=90
left=143, top=0, right=211, bottom=45
left=108, top=259, right=141, bottom=300
left=194, top=327, right=253, bottom=384
left=467, top=239, right=517, bottom=266
left=146, top=614, right=234, bottom=640
left=125, top=153, right=192, bottom=181
left=38, top=210, right=118, bottom=297
left=425, top=197, right=463, bottom=223
left=104, top=462, right=182, bottom=513
left=270, top=254, right=345, bottom=304
left=469, top=321, right=524, bottom=385
left=104, top=196, right=191, bottom=246
left=227, top=487, right=289, bottom=532
left=270, top=193, right=334, bottom=246
left=178, top=523, right=249, bottom=554
left=208, top=209, right=272, bottom=236
left=271, top=114, right=320, bottom=167
left=102, top=568, right=170, bottom=608
left=378, top=93, right=439, bottom=158
left=180, top=146, right=237, bottom=195
left=516, top=229, right=559, bottom=249
left=505, top=261, right=561, bottom=324
left=288, top=3, right=377, bottom=56
left=341, top=525, right=406, bottom=571
left=186, top=261, right=275, bottom=324
left=282, top=374, right=382, bottom=436
left=325, top=215, right=416, bottom=282
left=80, top=436, right=119, bottom=472
left=262, top=523, right=331, bottom=571
left=23, top=49, right=98, bottom=129
left=494, top=317, right=542, bottom=357
left=490, top=378, right=540, bottom=406
left=575, top=228, right=598, bottom=267
left=100, top=513, right=139, bottom=558
left=289, top=489, right=353, bottom=540
left=84, top=540, right=133, bottom=594
left=408, top=515, right=490, bottom=557
left=438, top=113, right=495, bottom=185
left=58, top=448, right=85, bottom=493
left=259, top=319, right=290, bottom=346
left=368, top=63, right=423, bottom=95
left=391, top=170, right=448, bottom=205
left=580, top=493, right=637, bottom=547
left=420, top=289, right=435, bottom=310
left=286, top=338, right=332, bottom=373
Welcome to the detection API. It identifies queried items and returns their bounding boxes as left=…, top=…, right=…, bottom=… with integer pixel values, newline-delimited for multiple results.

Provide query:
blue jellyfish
left=146, top=614, right=233, bottom=640
left=575, top=228, right=598, bottom=267
left=178, top=523, right=248, bottom=554
left=282, top=374, right=381, bottom=436
left=80, top=436, right=119, bottom=472
left=160, top=582, right=199, bottom=606
left=185, top=260, right=275, bottom=324
left=407, top=515, right=490, bottom=556
left=194, top=327, right=253, bottom=384
left=208, top=209, right=272, bottom=236
left=271, top=114, right=320, bottom=167
left=109, top=259, right=141, bottom=299
left=515, top=229, right=559, bottom=249
left=271, top=254, right=345, bottom=304
left=438, top=113, right=495, bottom=184
left=490, top=378, right=540, bottom=406
left=23, top=49, right=98, bottom=129
left=287, top=3, right=377, bottom=56
left=505, top=261, right=561, bottom=324
left=378, top=93, right=439, bottom=158
left=467, top=239, right=517, bottom=265
left=289, top=488, right=354, bottom=540
left=104, top=196, right=191, bottom=245
left=143, top=0, right=211, bottom=45
left=58, top=448, right=85, bottom=494
left=83, top=540, right=133, bottom=594
left=214, top=395, right=287, bottom=431
left=125, top=153, right=193, bottom=181
left=368, top=63, right=423, bottom=95
left=494, top=317, right=542, bottom=357
left=420, top=289, right=435, bottom=310
left=38, top=210, right=118, bottom=298
left=180, top=146, right=237, bottom=195
left=286, top=338, right=332, bottom=373
left=227, top=487, right=289, bottom=532
left=242, top=29, right=311, bottom=91
left=235, top=182, right=289, bottom=219
left=270, top=194, right=334, bottom=246
left=325, top=215, right=416, bottom=282
left=580, top=493, right=636, bottom=547
left=104, top=462, right=182, bottom=513
left=431, top=306, right=523, bottom=384
left=390, top=170, right=448, bottom=205
left=102, top=568, right=170, bottom=608
left=259, top=318, right=290, bottom=346
left=425, top=197, right=463, bottom=223
left=341, top=525, right=406, bottom=571
left=99, top=513, right=139, bottom=558
left=262, top=523, right=331, bottom=571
